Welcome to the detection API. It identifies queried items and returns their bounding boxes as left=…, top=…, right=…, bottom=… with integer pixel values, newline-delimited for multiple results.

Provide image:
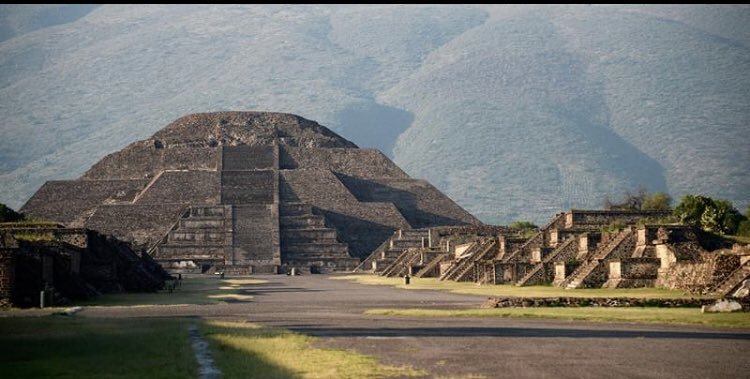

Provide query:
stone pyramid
left=22, top=112, right=480, bottom=274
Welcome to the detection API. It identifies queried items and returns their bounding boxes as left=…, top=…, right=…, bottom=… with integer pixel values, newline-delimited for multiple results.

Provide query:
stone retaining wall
left=21, top=179, right=149, bottom=225
left=281, top=146, right=407, bottom=178
left=83, top=142, right=220, bottom=180
left=337, top=174, right=480, bottom=228
left=657, top=253, right=741, bottom=294
left=564, top=210, right=672, bottom=228
left=136, top=171, right=220, bottom=205
left=85, top=204, right=185, bottom=249
left=481, top=296, right=719, bottom=309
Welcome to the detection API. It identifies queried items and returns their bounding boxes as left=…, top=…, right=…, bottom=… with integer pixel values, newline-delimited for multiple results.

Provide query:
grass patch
left=365, top=307, right=750, bottom=328
left=12, top=232, right=54, bottom=241
left=208, top=294, right=254, bottom=301
left=79, top=277, right=267, bottom=307
left=726, top=235, right=750, bottom=244
left=334, top=275, right=705, bottom=299
left=203, top=320, right=427, bottom=378
left=0, top=317, right=196, bottom=378
left=221, top=279, right=267, bottom=285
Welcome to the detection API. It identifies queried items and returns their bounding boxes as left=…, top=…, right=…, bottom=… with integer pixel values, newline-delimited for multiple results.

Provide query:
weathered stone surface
left=701, top=299, right=743, bottom=313
left=0, top=225, right=168, bottom=307
left=733, top=279, right=750, bottom=298
left=482, top=296, right=715, bottom=309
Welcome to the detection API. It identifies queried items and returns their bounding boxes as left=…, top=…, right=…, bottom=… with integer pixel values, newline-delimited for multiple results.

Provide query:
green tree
left=641, top=192, right=672, bottom=210
left=673, top=195, right=714, bottom=226
left=738, top=220, right=750, bottom=237
left=604, top=186, right=671, bottom=211
left=509, top=221, right=538, bottom=230
left=673, top=195, right=744, bottom=235
left=735, top=205, right=750, bottom=237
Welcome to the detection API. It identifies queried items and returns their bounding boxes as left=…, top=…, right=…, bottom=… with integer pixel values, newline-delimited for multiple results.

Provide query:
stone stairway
left=711, top=260, right=750, bottom=297
left=501, top=231, right=543, bottom=263
left=222, top=145, right=275, bottom=170
left=153, top=206, right=229, bottom=273
left=414, top=253, right=449, bottom=278
left=501, top=212, right=582, bottom=263
left=561, top=228, right=635, bottom=289
left=515, top=237, right=578, bottom=287
left=279, top=202, right=358, bottom=273
left=440, top=239, right=497, bottom=282
left=380, top=248, right=421, bottom=277
left=355, top=229, right=430, bottom=274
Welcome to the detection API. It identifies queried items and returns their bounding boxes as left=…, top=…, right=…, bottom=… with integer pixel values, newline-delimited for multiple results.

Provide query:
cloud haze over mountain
left=1, top=4, right=748, bottom=225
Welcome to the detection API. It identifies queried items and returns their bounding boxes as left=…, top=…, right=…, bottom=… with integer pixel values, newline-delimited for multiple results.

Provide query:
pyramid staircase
left=152, top=206, right=229, bottom=273
left=560, top=228, right=635, bottom=289
left=279, top=202, right=358, bottom=273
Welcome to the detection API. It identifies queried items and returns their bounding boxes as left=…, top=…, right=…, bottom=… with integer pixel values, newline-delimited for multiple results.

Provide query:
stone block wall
left=610, top=258, right=661, bottom=279
left=493, top=262, right=535, bottom=284
left=281, top=147, right=408, bottom=178
left=564, top=210, right=672, bottom=228
left=222, top=145, right=276, bottom=170
left=85, top=204, right=185, bottom=249
left=317, top=208, right=403, bottom=259
left=502, top=232, right=545, bottom=263
left=604, top=258, right=661, bottom=288
left=280, top=169, right=412, bottom=258
left=636, top=226, right=662, bottom=246
left=577, top=232, right=601, bottom=259
left=337, top=175, right=480, bottom=228
left=0, top=251, right=14, bottom=307
left=221, top=170, right=276, bottom=204
left=553, top=262, right=581, bottom=286
left=232, top=204, right=280, bottom=265
left=657, top=253, right=741, bottom=294
left=0, top=226, right=167, bottom=307
left=0, top=227, right=88, bottom=249
left=281, top=169, right=360, bottom=206
left=136, top=170, right=220, bottom=205
left=83, top=142, right=220, bottom=180
left=498, top=236, right=527, bottom=260
left=151, top=112, right=357, bottom=149
left=21, top=179, right=149, bottom=226
left=549, top=228, right=595, bottom=248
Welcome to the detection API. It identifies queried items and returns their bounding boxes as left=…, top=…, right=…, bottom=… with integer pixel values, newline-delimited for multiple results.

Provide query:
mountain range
left=1, top=4, right=748, bottom=225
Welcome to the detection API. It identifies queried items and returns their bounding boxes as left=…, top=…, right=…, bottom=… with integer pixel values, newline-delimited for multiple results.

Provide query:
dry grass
left=80, top=277, right=267, bottom=306
left=333, top=274, right=705, bottom=299
left=202, top=320, right=427, bottom=378
left=365, top=307, right=750, bottom=328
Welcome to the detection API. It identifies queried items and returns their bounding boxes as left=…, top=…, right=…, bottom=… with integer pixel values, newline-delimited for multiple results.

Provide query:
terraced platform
left=21, top=112, right=479, bottom=274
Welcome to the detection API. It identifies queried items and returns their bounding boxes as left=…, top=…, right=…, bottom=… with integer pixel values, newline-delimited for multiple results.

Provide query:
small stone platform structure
left=0, top=223, right=168, bottom=307
left=22, top=112, right=479, bottom=274
left=364, top=209, right=750, bottom=299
